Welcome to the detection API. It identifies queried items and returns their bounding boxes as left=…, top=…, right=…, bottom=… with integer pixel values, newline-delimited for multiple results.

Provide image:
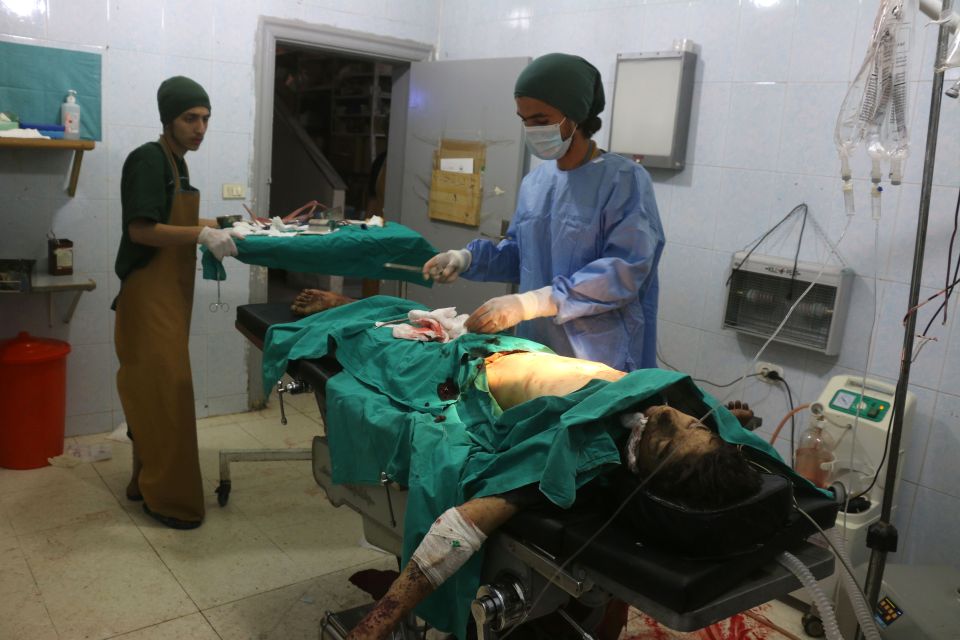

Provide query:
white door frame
left=248, top=17, right=433, bottom=406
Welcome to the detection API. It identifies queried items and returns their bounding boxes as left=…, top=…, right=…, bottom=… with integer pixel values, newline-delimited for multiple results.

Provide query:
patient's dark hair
left=644, top=444, right=762, bottom=510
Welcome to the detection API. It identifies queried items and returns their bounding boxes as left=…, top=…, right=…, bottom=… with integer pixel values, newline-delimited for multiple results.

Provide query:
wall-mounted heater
left=722, top=252, right=854, bottom=356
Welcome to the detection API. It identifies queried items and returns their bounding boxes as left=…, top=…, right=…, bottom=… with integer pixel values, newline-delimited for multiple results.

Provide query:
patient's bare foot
left=290, top=289, right=354, bottom=316
left=726, top=400, right=754, bottom=427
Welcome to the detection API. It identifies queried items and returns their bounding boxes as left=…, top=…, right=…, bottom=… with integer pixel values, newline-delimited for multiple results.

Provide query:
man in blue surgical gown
left=422, top=52, right=665, bottom=371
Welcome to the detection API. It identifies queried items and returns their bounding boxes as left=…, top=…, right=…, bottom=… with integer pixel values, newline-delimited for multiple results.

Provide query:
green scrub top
left=262, top=296, right=825, bottom=638
left=115, top=141, right=192, bottom=281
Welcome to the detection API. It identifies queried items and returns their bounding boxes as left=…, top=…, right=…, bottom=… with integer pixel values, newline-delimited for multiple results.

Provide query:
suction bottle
left=795, top=408, right=836, bottom=488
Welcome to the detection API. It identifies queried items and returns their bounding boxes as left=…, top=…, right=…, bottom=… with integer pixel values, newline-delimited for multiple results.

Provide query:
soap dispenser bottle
left=61, top=90, right=80, bottom=140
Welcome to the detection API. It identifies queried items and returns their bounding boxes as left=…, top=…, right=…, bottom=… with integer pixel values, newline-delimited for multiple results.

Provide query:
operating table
left=230, top=302, right=838, bottom=639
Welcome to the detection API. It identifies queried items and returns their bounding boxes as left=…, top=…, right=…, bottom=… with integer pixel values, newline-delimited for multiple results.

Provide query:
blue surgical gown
left=463, top=152, right=664, bottom=371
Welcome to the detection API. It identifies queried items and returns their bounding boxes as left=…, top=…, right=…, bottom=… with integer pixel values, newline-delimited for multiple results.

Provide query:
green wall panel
left=0, top=40, right=102, bottom=140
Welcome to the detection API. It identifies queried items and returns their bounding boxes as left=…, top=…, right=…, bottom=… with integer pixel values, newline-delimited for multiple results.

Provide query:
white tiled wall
left=436, top=0, right=960, bottom=570
left=1, top=0, right=958, bottom=573
left=0, top=0, right=440, bottom=433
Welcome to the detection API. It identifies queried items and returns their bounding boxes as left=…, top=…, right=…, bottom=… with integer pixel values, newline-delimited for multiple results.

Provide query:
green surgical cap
left=514, top=53, right=604, bottom=124
left=157, top=76, right=211, bottom=125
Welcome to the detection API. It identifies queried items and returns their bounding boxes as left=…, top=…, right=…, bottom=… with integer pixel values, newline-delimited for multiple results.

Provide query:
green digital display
left=829, top=389, right=889, bottom=422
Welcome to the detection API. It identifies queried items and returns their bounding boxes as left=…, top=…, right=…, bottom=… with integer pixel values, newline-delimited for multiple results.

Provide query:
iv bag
left=835, top=0, right=914, bottom=200
left=880, top=16, right=913, bottom=184
left=835, top=2, right=896, bottom=163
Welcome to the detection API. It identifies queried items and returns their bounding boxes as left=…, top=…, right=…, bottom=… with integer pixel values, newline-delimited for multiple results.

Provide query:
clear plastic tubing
left=777, top=551, right=845, bottom=640
left=826, top=529, right=883, bottom=640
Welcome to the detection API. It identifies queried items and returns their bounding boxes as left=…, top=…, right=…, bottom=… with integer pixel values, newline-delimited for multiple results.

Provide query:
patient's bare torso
left=483, top=351, right=626, bottom=411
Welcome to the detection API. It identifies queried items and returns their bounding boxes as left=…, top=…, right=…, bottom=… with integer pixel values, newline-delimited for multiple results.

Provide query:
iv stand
left=857, top=1, right=956, bottom=637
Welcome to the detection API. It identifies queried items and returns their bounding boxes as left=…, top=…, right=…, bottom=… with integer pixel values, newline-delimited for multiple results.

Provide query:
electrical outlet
left=755, top=361, right=784, bottom=383
left=221, top=183, right=246, bottom=200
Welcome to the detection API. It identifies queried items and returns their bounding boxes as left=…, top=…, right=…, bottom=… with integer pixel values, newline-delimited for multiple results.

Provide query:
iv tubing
left=842, top=178, right=856, bottom=216
left=871, top=184, right=883, bottom=220
left=842, top=221, right=883, bottom=541
left=778, top=551, right=844, bottom=640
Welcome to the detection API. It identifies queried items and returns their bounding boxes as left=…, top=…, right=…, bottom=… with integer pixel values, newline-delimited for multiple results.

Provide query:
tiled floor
left=1, top=393, right=816, bottom=639
left=0, top=396, right=392, bottom=640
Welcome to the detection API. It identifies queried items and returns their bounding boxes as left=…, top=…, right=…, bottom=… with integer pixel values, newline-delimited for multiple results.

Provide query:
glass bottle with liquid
left=795, top=417, right=836, bottom=488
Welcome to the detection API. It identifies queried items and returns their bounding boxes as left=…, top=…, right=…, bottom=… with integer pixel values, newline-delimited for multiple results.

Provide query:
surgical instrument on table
left=383, top=262, right=423, bottom=272
left=242, top=203, right=271, bottom=227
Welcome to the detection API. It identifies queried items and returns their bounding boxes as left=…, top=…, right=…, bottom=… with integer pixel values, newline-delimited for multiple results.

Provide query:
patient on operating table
left=346, top=350, right=762, bottom=640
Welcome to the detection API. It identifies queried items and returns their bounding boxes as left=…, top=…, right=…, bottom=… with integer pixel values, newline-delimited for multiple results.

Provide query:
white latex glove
left=198, top=226, right=238, bottom=261
left=422, top=249, right=472, bottom=283
left=465, top=286, right=558, bottom=334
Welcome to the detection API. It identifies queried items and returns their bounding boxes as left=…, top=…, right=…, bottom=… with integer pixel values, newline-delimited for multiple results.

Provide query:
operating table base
left=215, top=447, right=312, bottom=506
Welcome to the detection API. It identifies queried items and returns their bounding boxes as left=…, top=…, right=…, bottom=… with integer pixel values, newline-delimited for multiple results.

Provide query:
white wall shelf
left=30, top=272, right=97, bottom=326
left=0, top=138, right=96, bottom=197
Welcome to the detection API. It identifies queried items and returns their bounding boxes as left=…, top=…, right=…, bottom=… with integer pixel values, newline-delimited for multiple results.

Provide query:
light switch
left=222, top=183, right=246, bottom=199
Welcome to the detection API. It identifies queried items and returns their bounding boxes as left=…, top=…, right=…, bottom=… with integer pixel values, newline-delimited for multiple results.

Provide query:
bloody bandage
left=411, top=506, right=487, bottom=587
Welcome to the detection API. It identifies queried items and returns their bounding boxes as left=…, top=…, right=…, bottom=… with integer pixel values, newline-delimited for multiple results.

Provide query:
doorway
left=249, top=18, right=433, bottom=405
left=275, top=50, right=392, bottom=217
left=268, top=46, right=400, bottom=303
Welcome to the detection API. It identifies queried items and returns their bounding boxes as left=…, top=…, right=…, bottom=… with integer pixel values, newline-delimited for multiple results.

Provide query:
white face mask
left=523, top=117, right=576, bottom=160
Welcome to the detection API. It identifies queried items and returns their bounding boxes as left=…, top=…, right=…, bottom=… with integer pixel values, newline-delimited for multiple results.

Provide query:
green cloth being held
left=201, top=223, right=437, bottom=284
left=260, top=296, right=825, bottom=638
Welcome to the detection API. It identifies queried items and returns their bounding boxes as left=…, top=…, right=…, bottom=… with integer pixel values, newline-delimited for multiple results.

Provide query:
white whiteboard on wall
left=608, top=51, right=696, bottom=170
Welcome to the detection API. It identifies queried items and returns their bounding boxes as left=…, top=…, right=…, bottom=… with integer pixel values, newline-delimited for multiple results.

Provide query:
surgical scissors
left=209, top=276, right=230, bottom=313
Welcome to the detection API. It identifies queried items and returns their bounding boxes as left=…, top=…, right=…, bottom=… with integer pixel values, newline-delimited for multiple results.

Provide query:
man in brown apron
left=113, top=76, right=239, bottom=529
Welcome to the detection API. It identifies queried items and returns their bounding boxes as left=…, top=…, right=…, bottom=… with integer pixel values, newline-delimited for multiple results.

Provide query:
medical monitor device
left=608, top=46, right=697, bottom=170
left=722, top=252, right=854, bottom=356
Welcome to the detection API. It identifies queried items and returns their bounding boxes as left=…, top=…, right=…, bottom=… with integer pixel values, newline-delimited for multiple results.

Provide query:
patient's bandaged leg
left=411, top=507, right=487, bottom=587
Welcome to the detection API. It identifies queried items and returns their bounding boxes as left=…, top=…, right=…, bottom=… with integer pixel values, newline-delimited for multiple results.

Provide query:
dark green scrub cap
left=157, top=76, right=211, bottom=125
left=514, top=53, right=605, bottom=124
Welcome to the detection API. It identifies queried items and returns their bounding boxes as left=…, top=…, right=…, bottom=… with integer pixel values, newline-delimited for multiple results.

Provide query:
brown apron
left=114, top=136, right=204, bottom=523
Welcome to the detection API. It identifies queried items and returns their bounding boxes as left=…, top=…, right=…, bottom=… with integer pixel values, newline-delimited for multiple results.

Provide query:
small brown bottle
left=48, top=238, right=74, bottom=276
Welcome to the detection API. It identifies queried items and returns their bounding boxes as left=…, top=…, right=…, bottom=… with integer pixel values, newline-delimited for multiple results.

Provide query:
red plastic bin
left=0, top=332, right=71, bottom=469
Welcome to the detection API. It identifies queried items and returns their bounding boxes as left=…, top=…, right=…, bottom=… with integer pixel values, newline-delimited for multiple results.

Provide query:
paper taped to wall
left=440, top=157, right=474, bottom=174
